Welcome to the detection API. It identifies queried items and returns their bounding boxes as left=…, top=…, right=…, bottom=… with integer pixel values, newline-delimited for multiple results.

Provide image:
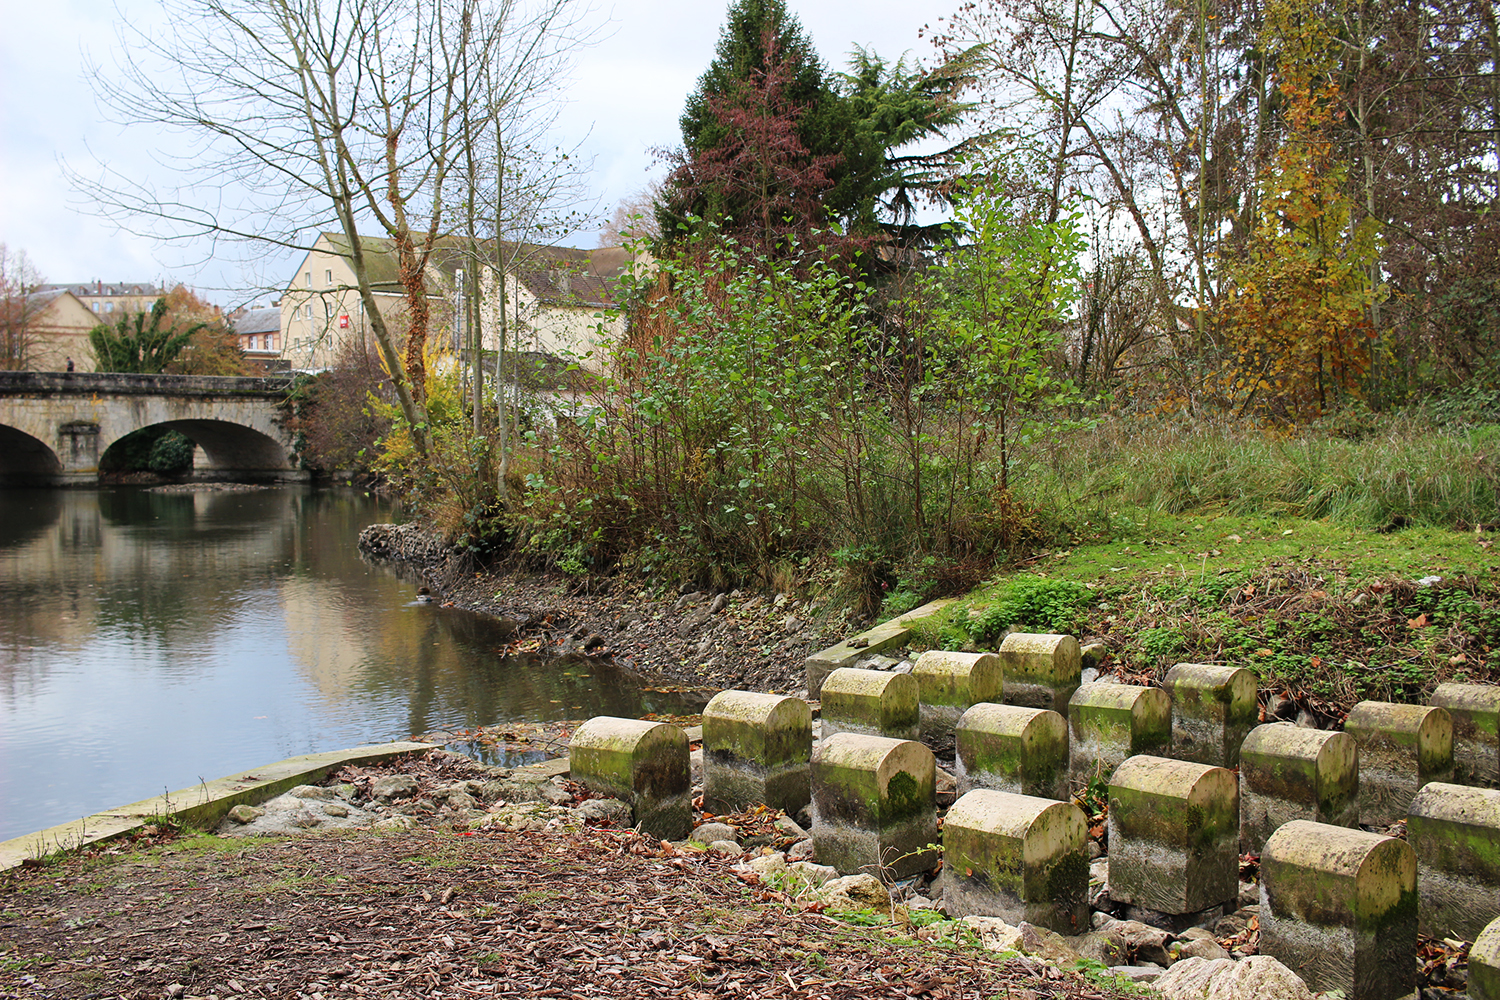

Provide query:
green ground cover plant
left=908, top=496, right=1500, bottom=718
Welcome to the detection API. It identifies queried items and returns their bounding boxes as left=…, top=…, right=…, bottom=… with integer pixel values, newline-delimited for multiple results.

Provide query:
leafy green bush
left=147, top=430, right=195, bottom=474
left=963, top=577, right=1093, bottom=643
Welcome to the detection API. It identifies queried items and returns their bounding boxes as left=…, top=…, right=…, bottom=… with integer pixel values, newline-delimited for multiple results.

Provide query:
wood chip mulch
left=1, top=825, right=1137, bottom=1000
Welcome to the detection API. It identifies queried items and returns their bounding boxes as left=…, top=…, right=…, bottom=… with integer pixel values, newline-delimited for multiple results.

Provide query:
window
left=263, top=334, right=272, bottom=350
left=305, top=271, right=312, bottom=287
left=104, top=302, right=114, bottom=313
left=325, top=269, right=333, bottom=286
left=304, top=304, right=313, bottom=320
left=91, top=303, right=99, bottom=312
left=324, top=300, right=333, bottom=318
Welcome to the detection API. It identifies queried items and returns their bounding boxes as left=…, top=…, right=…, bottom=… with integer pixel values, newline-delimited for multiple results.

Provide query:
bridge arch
left=0, top=372, right=306, bottom=487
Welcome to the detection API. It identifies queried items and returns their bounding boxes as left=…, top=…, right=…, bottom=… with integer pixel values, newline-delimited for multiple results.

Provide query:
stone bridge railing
left=0, top=371, right=294, bottom=397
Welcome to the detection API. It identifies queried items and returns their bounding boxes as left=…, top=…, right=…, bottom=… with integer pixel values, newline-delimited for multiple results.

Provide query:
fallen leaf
left=1409, top=613, right=1430, bottom=628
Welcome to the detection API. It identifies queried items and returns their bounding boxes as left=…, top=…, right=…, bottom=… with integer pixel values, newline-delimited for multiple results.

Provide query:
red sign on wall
left=339, top=314, right=350, bottom=329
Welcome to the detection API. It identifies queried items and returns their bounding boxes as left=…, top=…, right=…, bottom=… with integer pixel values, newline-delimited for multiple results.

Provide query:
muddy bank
left=357, top=523, right=854, bottom=694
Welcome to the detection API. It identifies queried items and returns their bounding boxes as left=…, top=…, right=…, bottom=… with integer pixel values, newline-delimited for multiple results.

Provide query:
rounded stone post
left=820, top=667, right=920, bottom=742
left=1108, top=754, right=1240, bottom=917
left=701, top=690, right=812, bottom=817
left=1344, top=700, right=1454, bottom=827
left=1407, top=781, right=1500, bottom=943
left=569, top=717, right=691, bottom=841
left=997, top=632, right=1081, bottom=716
left=1430, top=682, right=1500, bottom=788
left=1473, top=916, right=1500, bottom=1000
left=1163, top=663, right=1259, bottom=768
left=954, top=702, right=1069, bottom=801
left=1239, top=722, right=1359, bottom=853
left=1067, top=682, right=1171, bottom=787
left=811, top=733, right=938, bottom=879
left=1260, top=820, right=1417, bottom=1000
left=942, top=789, right=1090, bottom=933
left=909, top=650, right=1003, bottom=746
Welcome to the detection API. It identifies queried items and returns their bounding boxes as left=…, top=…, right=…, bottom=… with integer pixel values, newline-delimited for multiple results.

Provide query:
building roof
left=36, top=282, right=169, bottom=299
left=231, top=306, right=281, bottom=336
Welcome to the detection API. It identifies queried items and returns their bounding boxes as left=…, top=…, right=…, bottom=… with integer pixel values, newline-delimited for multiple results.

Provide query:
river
left=0, top=486, right=702, bottom=843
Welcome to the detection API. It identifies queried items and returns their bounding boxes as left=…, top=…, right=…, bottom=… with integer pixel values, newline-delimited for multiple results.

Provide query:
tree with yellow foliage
left=1215, top=0, right=1384, bottom=423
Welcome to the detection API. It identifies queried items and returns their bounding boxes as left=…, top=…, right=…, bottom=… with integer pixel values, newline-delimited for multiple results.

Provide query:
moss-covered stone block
left=942, top=789, right=1090, bottom=933
left=1473, top=916, right=1500, bottom=1000
left=997, top=633, right=1081, bottom=716
left=1163, top=663, right=1259, bottom=768
left=1260, top=820, right=1417, bottom=1000
left=702, top=690, right=812, bottom=816
left=569, top=717, right=691, bottom=841
left=1108, top=754, right=1240, bottom=915
left=803, top=599, right=956, bottom=698
left=811, top=733, right=938, bottom=879
left=1240, top=722, right=1359, bottom=854
left=1431, top=682, right=1500, bottom=789
left=1068, top=682, right=1171, bottom=787
left=910, top=650, right=1004, bottom=746
left=955, top=703, right=1069, bottom=801
left=821, top=667, right=920, bottom=742
left=1407, top=781, right=1500, bottom=942
left=1344, top=701, right=1454, bottom=827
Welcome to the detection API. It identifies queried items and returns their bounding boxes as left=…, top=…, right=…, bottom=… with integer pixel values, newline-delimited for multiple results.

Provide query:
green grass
left=909, top=502, right=1500, bottom=716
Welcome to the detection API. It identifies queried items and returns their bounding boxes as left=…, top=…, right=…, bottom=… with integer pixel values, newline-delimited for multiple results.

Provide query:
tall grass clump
left=1026, top=412, right=1500, bottom=531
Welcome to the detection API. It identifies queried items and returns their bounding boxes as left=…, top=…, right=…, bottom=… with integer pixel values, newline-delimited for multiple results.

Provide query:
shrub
left=147, top=430, right=195, bottom=474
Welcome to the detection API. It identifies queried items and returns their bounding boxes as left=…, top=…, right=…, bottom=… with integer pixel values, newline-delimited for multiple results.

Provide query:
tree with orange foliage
left=1215, top=0, right=1384, bottom=423
left=159, top=285, right=249, bottom=376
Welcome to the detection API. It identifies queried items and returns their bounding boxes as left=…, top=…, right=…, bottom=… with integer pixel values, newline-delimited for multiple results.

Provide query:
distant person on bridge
left=65, top=358, right=74, bottom=373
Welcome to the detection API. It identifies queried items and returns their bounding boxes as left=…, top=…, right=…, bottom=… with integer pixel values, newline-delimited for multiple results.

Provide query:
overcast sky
left=0, top=0, right=950, bottom=309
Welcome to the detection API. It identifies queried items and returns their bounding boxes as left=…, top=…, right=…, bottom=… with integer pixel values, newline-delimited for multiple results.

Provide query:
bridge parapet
left=0, top=371, right=295, bottom=398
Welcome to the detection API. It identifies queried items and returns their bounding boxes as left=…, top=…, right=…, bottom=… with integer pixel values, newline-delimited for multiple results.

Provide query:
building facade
left=279, top=234, right=637, bottom=372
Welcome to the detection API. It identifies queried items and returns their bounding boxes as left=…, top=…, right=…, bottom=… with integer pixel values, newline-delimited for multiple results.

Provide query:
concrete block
left=811, top=733, right=938, bottom=879
left=1407, top=781, right=1500, bottom=942
left=701, top=690, right=812, bottom=816
left=997, top=632, right=1082, bottom=715
left=1108, top=754, right=1239, bottom=915
left=910, top=650, right=1003, bottom=746
left=803, top=599, right=955, bottom=697
left=955, top=703, right=1069, bottom=801
left=942, top=788, right=1090, bottom=934
left=568, top=717, right=691, bottom=841
left=1239, top=723, right=1359, bottom=853
left=1473, top=916, right=1500, bottom=1000
left=1344, top=700, right=1454, bottom=827
left=1430, top=682, right=1500, bottom=788
left=1260, top=820, right=1417, bottom=1000
left=1067, top=682, right=1171, bottom=786
left=820, top=667, right=920, bottom=742
left=1163, top=663, right=1259, bottom=768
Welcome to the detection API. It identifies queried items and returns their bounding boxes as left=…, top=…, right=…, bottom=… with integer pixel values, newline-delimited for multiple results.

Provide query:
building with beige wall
left=279, top=234, right=636, bottom=372
left=3, top=289, right=98, bottom=372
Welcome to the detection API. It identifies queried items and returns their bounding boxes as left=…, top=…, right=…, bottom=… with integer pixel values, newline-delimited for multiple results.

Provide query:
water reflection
left=0, top=488, right=705, bottom=841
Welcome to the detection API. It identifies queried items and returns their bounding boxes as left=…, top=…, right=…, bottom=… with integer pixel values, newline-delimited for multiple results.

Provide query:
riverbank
left=0, top=749, right=1142, bottom=1000
left=359, top=523, right=856, bottom=695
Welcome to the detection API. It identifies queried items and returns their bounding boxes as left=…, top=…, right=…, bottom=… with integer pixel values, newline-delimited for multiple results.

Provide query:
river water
left=0, top=487, right=702, bottom=843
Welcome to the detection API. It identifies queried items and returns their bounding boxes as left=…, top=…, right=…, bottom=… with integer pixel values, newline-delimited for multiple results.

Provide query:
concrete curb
left=0, top=740, right=438, bottom=872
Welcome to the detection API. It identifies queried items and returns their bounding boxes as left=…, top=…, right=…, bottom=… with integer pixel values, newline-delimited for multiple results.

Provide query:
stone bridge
left=0, top=371, right=306, bottom=486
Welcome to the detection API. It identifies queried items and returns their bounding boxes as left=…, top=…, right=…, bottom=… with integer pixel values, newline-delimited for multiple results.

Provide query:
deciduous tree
left=0, top=244, right=44, bottom=371
left=72, top=0, right=593, bottom=458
